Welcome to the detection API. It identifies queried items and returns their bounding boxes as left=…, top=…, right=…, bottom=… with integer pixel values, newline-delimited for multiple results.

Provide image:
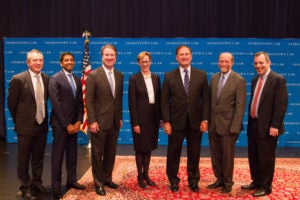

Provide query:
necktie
left=217, top=75, right=225, bottom=98
left=108, top=71, right=115, bottom=97
left=184, top=69, right=190, bottom=95
left=35, top=75, right=44, bottom=124
left=68, top=74, right=76, bottom=97
left=251, top=77, right=263, bottom=118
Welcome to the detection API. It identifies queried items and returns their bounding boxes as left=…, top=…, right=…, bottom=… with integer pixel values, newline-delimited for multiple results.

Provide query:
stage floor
left=0, top=138, right=299, bottom=200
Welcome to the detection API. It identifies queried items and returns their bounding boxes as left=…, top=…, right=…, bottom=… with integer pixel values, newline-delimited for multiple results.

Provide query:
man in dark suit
left=48, top=52, right=86, bottom=199
left=85, top=44, right=124, bottom=196
left=7, top=49, right=50, bottom=200
left=241, top=51, right=288, bottom=197
left=161, top=45, right=210, bottom=192
left=207, top=52, right=246, bottom=193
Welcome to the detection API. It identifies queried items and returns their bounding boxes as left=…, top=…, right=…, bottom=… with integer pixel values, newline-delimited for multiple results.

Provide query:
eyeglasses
left=139, top=60, right=150, bottom=64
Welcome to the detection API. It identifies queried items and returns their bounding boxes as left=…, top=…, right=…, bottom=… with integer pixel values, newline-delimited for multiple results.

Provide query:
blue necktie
left=184, top=69, right=190, bottom=95
left=68, top=74, right=76, bottom=97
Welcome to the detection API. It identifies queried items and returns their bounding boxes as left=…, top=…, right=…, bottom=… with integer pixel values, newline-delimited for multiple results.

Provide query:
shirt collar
left=179, top=66, right=191, bottom=73
left=261, top=69, right=271, bottom=79
left=103, top=65, right=114, bottom=74
left=141, top=71, right=151, bottom=78
left=221, top=70, right=232, bottom=79
left=28, top=69, right=41, bottom=77
left=62, top=68, right=72, bottom=76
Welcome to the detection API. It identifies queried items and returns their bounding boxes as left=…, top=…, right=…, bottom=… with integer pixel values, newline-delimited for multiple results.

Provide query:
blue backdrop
left=3, top=38, right=300, bottom=147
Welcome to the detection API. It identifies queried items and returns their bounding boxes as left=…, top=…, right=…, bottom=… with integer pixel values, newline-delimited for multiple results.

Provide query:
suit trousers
left=166, top=118, right=203, bottom=185
left=51, top=127, right=78, bottom=189
left=208, top=130, right=237, bottom=187
left=91, top=123, right=120, bottom=188
left=248, top=118, right=277, bottom=190
left=17, top=120, right=47, bottom=190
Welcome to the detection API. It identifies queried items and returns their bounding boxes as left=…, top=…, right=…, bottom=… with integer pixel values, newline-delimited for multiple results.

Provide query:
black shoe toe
left=67, top=182, right=86, bottom=190
left=95, top=185, right=106, bottom=196
left=104, top=181, right=119, bottom=189
left=207, top=180, right=224, bottom=189
left=170, top=183, right=179, bottom=192
left=189, top=184, right=199, bottom=192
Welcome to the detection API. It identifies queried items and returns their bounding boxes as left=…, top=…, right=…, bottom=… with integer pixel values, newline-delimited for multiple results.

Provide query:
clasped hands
left=163, top=120, right=208, bottom=135
left=89, top=120, right=123, bottom=134
left=67, top=121, right=81, bottom=134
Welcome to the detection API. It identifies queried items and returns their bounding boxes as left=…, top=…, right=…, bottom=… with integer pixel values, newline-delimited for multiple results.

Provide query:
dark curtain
left=1, top=0, right=300, bottom=139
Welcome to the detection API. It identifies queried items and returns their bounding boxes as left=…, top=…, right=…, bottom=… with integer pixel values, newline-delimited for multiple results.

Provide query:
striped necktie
left=184, top=69, right=190, bottom=95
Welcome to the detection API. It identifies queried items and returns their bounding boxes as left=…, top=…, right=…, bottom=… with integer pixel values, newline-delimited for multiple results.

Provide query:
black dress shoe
left=170, top=183, right=179, bottom=192
left=241, top=182, right=257, bottom=190
left=189, top=184, right=199, bottom=192
left=221, top=186, right=232, bottom=193
left=95, top=185, right=106, bottom=196
left=207, top=180, right=224, bottom=189
left=22, top=190, right=36, bottom=200
left=252, top=189, right=271, bottom=197
left=32, top=184, right=51, bottom=194
left=137, top=176, right=147, bottom=188
left=104, top=181, right=119, bottom=189
left=67, top=182, right=86, bottom=190
left=144, top=177, right=156, bottom=186
left=52, top=189, right=62, bottom=199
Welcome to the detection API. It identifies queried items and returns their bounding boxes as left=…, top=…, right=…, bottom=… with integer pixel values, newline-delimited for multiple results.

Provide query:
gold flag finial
left=82, top=31, right=91, bottom=44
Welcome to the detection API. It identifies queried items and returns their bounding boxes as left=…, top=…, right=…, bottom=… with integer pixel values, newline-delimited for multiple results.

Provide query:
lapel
left=251, top=76, right=259, bottom=96
left=223, top=71, right=235, bottom=90
left=99, top=67, right=114, bottom=97
left=73, top=75, right=81, bottom=97
left=113, top=69, right=120, bottom=96
left=259, top=71, right=273, bottom=106
left=41, top=73, right=48, bottom=101
left=137, top=72, right=148, bottom=96
left=59, top=70, right=76, bottom=98
left=25, top=71, right=35, bottom=99
left=175, top=68, right=185, bottom=93
left=213, top=72, right=221, bottom=99
left=151, top=73, right=158, bottom=95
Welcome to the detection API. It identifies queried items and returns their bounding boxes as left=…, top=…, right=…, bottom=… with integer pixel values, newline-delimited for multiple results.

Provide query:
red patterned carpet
left=62, top=156, right=300, bottom=200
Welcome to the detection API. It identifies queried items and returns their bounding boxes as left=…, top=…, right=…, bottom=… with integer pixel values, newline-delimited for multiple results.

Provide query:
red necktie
left=251, top=77, right=263, bottom=118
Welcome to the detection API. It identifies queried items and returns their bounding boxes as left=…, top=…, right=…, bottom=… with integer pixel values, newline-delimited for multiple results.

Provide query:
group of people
left=7, top=44, right=288, bottom=199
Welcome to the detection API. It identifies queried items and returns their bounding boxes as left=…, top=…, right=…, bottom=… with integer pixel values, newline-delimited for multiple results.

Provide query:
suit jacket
left=161, top=67, right=210, bottom=130
left=48, top=70, right=83, bottom=128
left=85, top=66, right=123, bottom=131
left=247, top=70, right=288, bottom=135
left=7, top=70, right=49, bottom=135
left=209, top=71, right=246, bottom=135
left=128, top=72, right=161, bottom=127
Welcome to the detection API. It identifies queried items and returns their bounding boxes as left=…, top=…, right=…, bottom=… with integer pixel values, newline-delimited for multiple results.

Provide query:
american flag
left=80, top=34, right=91, bottom=134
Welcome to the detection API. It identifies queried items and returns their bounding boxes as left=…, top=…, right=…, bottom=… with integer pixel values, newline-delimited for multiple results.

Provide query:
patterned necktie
left=35, top=75, right=44, bottom=124
left=251, top=77, right=263, bottom=118
left=108, top=71, right=115, bottom=97
left=68, top=74, right=76, bottom=97
left=217, top=75, right=225, bottom=98
left=184, top=69, right=190, bottom=95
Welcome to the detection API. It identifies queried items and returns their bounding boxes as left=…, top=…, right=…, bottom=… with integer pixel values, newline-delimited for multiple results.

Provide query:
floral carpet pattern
left=62, top=156, right=300, bottom=200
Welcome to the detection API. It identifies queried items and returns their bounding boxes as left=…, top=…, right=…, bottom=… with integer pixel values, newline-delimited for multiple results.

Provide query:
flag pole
left=81, top=30, right=92, bottom=148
